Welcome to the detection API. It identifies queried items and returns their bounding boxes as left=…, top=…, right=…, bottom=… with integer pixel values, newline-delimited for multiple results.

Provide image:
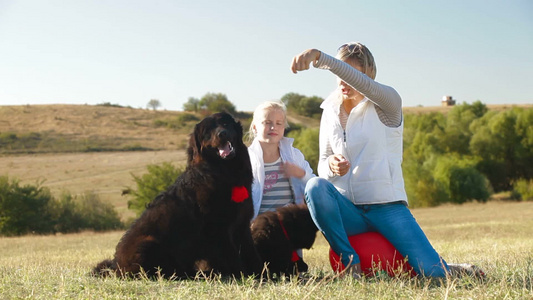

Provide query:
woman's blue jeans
left=304, top=177, right=449, bottom=277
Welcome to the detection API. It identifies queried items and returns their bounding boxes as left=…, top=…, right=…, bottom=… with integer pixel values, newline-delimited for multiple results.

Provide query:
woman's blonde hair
left=247, top=101, right=289, bottom=141
left=336, top=42, right=377, bottom=80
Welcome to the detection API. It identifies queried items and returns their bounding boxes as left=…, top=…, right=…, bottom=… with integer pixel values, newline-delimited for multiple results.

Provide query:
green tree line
left=402, top=102, right=532, bottom=206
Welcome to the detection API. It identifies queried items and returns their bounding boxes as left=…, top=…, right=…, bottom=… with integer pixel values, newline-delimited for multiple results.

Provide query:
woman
left=290, top=42, right=480, bottom=278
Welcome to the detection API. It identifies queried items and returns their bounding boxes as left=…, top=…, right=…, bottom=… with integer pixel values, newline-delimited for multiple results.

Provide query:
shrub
left=512, top=178, right=533, bottom=201
left=0, top=176, right=123, bottom=236
left=0, top=176, right=54, bottom=236
left=50, top=192, right=124, bottom=232
left=75, top=192, right=124, bottom=231
left=448, top=166, right=491, bottom=203
left=127, top=162, right=186, bottom=216
left=177, top=113, right=200, bottom=123
left=97, top=102, right=125, bottom=108
left=154, top=113, right=200, bottom=129
left=48, top=192, right=82, bottom=233
left=432, top=155, right=491, bottom=204
left=287, top=128, right=319, bottom=174
left=0, top=132, right=43, bottom=152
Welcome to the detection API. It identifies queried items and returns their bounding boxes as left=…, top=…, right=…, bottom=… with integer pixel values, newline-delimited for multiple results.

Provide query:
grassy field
left=1, top=201, right=531, bottom=299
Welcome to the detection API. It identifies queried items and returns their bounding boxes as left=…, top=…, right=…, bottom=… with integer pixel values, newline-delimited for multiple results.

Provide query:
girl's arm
left=283, top=148, right=315, bottom=183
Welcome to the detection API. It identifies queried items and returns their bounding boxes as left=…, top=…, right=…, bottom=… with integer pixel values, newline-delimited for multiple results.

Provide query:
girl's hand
left=280, top=162, right=305, bottom=179
left=329, top=154, right=350, bottom=176
left=291, top=49, right=321, bottom=74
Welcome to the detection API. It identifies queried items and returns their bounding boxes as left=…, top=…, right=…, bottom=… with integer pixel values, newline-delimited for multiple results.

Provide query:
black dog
left=93, top=112, right=262, bottom=279
left=251, top=204, right=318, bottom=276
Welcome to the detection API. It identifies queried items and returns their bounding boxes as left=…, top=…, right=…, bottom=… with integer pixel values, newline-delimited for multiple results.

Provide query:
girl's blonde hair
left=336, top=42, right=377, bottom=80
left=247, top=101, right=289, bottom=141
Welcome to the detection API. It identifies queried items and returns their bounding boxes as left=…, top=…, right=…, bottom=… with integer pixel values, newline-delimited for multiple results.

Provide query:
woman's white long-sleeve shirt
left=248, top=137, right=316, bottom=219
left=315, top=52, right=408, bottom=205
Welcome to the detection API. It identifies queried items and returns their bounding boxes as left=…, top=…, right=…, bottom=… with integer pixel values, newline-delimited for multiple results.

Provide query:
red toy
left=329, top=232, right=417, bottom=277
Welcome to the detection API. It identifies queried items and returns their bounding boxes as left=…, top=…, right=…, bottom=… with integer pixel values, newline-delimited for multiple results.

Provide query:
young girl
left=248, top=101, right=315, bottom=219
left=248, top=101, right=316, bottom=270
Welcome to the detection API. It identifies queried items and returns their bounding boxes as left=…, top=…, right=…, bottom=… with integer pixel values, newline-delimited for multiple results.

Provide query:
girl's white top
left=248, top=137, right=316, bottom=219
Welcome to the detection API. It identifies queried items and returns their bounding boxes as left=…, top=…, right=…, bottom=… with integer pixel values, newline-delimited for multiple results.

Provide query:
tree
left=288, top=128, right=319, bottom=174
left=402, top=105, right=494, bottom=207
left=281, top=92, right=305, bottom=110
left=147, top=99, right=161, bottom=110
left=281, top=92, right=323, bottom=119
left=403, top=154, right=448, bottom=207
left=297, top=96, right=323, bottom=118
left=183, top=97, right=200, bottom=112
left=470, top=108, right=532, bottom=191
left=198, top=93, right=236, bottom=114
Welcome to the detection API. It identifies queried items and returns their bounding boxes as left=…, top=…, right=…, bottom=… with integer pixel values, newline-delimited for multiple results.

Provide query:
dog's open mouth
left=218, top=142, right=235, bottom=159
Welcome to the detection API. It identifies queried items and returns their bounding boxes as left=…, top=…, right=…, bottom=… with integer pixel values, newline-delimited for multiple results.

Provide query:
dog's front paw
left=294, top=257, right=309, bottom=273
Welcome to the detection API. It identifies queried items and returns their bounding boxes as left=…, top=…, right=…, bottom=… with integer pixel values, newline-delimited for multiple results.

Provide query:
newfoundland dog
left=251, top=204, right=318, bottom=276
left=93, top=112, right=262, bottom=279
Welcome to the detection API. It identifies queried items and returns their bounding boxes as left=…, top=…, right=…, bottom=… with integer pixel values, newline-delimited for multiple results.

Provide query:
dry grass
left=0, top=201, right=531, bottom=299
left=0, top=104, right=190, bottom=151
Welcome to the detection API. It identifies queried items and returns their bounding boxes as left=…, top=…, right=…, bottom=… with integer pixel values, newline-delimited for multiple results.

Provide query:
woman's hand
left=328, top=154, right=350, bottom=176
left=291, top=49, right=321, bottom=74
left=281, top=162, right=305, bottom=179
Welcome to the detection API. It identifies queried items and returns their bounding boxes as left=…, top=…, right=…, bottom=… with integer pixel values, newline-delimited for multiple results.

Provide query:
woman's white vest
left=318, top=99, right=408, bottom=205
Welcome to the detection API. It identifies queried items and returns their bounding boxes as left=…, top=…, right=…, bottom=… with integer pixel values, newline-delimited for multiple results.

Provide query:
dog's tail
left=92, top=259, right=118, bottom=278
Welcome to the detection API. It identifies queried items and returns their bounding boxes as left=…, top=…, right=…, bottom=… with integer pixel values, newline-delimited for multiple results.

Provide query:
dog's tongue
left=218, top=142, right=232, bottom=158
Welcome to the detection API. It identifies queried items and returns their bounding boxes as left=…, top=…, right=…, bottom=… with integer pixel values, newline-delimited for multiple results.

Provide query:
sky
left=0, top=0, right=532, bottom=112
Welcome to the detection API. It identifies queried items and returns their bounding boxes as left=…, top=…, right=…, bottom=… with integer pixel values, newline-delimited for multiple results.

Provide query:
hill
left=1, top=103, right=530, bottom=220
left=1, top=103, right=530, bottom=153
left=0, top=104, right=193, bottom=153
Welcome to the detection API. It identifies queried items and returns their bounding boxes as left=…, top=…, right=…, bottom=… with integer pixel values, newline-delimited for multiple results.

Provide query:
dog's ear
left=187, top=123, right=203, bottom=165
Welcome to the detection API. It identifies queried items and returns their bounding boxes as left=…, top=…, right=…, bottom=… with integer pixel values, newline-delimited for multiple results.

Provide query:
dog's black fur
left=93, top=112, right=262, bottom=279
left=251, top=204, right=318, bottom=276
